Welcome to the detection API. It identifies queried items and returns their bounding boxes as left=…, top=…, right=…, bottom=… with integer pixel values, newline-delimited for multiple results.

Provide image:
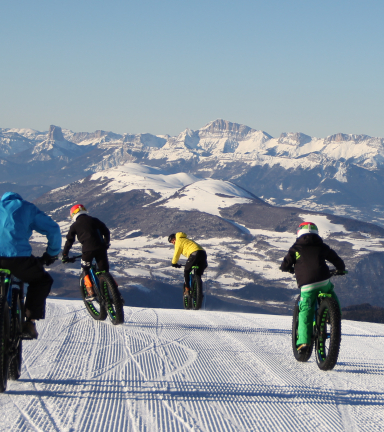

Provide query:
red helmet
left=70, top=204, right=88, bottom=220
left=297, top=222, right=318, bottom=238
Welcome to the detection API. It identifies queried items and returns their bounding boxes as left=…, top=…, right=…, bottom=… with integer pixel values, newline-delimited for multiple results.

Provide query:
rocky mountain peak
left=48, top=125, right=65, bottom=141
left=202, top=119, right=256, bottom=136
left=278, top=132, right=312, bottom=146
left=325, top=133, right=373, bottom=144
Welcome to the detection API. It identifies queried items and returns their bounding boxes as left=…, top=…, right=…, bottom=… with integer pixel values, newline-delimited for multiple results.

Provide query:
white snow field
left=1, top=300, right=383, bottom=432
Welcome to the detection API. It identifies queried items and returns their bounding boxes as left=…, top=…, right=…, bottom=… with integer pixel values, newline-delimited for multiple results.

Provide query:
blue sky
left=1, top=0, right=383, bottom=137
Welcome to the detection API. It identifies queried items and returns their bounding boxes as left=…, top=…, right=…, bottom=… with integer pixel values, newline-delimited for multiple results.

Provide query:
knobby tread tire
left=8, top=291, right=23, bottom=381
left=183, top=291, right=191, bottom=310
left=98, top=273, right=124, bottom=325
left=0, top=296, right=10, bottom=393
left=315, top=297, right=341, bottom=371
left=292, top=295, right=313, bottom=362
left=79, top=275, right=107, bottom=321
left=191, top=275, right=203, bottom=311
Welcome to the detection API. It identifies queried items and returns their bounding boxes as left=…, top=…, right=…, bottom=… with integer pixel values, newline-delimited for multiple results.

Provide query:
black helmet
left=168, top=233, right=176, bottom=243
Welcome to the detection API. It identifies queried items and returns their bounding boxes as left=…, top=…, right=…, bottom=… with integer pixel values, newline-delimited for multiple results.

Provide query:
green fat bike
left=292, top=269, right=347, bottom=371
left=0, top=256, right=52, bottom=393
left=65, top=255, right=124, bottom=325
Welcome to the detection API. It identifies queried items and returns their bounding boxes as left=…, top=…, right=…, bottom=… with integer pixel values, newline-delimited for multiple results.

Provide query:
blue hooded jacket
left=0, top=192, right=61, bottom=257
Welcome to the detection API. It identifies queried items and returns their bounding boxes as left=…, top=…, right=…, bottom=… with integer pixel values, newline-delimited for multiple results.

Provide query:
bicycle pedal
left=21, top=333, right=35, bottom=341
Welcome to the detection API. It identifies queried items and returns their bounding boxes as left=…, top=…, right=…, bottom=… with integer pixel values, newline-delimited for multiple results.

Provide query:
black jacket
left=280, top=234, right=345, bottom=288
left=63, top=214, right=110, bottom=255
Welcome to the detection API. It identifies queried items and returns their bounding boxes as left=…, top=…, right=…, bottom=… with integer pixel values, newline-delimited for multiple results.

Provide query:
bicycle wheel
left=183, top=286, right=191, bottom=310
left=191, top=274, right=203, bottom=311
left=79, top=274, right=107, bottom=321
left=292, top=295, right=313, bottom=362
left=8, top=291, right=23, bottom=381
left=0, top=296, right=10, bottom=393
left=315, top=297, right=341, bottom=371
left=98, top=273, right=124, bottom=325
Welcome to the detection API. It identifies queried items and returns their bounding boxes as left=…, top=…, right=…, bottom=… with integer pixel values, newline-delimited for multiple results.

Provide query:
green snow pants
left=297, top=279, right=340, bottom=345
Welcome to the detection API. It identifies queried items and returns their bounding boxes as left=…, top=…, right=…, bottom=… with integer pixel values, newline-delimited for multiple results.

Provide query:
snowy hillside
left=1, top=299, right=383, bottom=431
left=33, top=162, right=384, bottom=312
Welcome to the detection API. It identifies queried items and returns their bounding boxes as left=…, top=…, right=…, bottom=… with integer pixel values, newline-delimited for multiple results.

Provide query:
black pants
left=0, top=256, right=53, bottom=320
left=81, top=248, right=109, bottom=272
left=184, top=250, right=208, bottom=288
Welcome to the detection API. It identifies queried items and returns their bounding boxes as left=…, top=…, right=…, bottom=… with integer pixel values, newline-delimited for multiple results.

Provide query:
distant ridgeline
left=2, top=120, right=384, bottom=226
left=342, top=304, right=384, bottom=324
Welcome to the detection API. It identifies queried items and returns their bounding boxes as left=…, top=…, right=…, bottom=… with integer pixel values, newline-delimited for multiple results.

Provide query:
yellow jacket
left=172, top=232, right=204, bottom=264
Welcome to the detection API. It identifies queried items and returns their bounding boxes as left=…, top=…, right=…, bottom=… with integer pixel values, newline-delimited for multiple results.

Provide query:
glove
left=336, top=269, right=347, bottom=275
left=172, top=263, right=182, bottom=268
left=105, top=243, right=110, bottom=250
left=280, top=266, right=294, bottom=274
left=62, top=254, right=69, bottom=264
left=42, top=252, right=57, bottom=266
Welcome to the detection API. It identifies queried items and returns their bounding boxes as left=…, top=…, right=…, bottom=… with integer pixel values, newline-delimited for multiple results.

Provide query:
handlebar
left=282, top=267, right=348, bottom=276
left=329, top=269, right=348, bottom=276
left=63, top=254, right=82, bottom=263
left=37, top=255, right=58, bottom=265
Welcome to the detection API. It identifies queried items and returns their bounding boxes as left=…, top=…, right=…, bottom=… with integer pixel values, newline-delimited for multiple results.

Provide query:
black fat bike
left=183, top=265, right=203, bottom=311
left=66, top=255, right=124, bottom=325
left=0, top=268, right=31, bottom=392
left=291, top=269, right=347, bottom=371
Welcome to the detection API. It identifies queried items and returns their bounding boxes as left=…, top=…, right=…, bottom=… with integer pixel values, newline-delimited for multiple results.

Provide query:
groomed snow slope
left=1, top=300, right=384, bottom=431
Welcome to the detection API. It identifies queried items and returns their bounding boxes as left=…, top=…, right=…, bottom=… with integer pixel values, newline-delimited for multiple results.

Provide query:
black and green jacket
left=280, top=234, right=345, bottom=288
left=63, top=214, right=110, bottom=255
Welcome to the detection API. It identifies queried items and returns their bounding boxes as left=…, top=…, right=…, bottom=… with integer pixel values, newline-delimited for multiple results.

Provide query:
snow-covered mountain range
left=2, top=120, right=384, bottom=225
left=3, top=120, right=384, bottom=312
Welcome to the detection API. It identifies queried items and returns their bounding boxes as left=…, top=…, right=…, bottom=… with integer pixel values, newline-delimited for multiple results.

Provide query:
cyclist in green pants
left=280, top=222, right=345, bottom=352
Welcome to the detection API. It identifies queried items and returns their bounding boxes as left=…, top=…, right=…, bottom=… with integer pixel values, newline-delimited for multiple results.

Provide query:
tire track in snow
left=9, top=302, right=104, bottom=432
left=115, top=308, right=201, bottom=431
left=174, top=311, right=345, bottom=431
left=2, top=300, right=384, bottom=431
left=5, top=306, right=71, bottom=431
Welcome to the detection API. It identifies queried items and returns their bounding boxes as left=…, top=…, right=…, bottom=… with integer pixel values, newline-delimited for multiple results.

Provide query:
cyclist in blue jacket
left=0, top=192, right=61, bottom=339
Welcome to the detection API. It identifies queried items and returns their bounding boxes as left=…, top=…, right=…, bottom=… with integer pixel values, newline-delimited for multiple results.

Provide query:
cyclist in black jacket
left=280, top=222, right=345, bottom=352
left=62, top=204, right=111, bottom=299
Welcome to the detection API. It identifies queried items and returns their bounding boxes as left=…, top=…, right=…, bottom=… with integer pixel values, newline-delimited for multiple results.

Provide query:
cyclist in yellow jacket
left=168, top=232, right=208, bottom=295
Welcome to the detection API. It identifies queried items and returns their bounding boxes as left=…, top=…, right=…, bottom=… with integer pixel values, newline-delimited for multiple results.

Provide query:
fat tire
left=315, top=297, right=341, bottom=371
left=191, top=275, right=203, bottom=311
left=79, top=275, right=107, bottom=321
left=183, top=290, right=191, bottom=310
left=0, top=296, right=10, bottom=393
left=98, top=273, right=124, bottom=325
left=8, top=291, right=23, bottom=381
left=292, top=295, right=313, bottom=362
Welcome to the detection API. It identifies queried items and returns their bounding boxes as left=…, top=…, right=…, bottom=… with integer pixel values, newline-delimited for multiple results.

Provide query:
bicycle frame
left=189, top=265, right=199, bottom=286
left=86, top=265, right=103, bottom=298
left=297, top=292, right=333, bottom=345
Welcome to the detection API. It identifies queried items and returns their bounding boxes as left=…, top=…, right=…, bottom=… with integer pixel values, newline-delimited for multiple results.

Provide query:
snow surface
left=161, top=179, right=255, bottom=216
left=90, top=164, right=198, bottom=200
left=1, top=299, right=383, bottom=431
